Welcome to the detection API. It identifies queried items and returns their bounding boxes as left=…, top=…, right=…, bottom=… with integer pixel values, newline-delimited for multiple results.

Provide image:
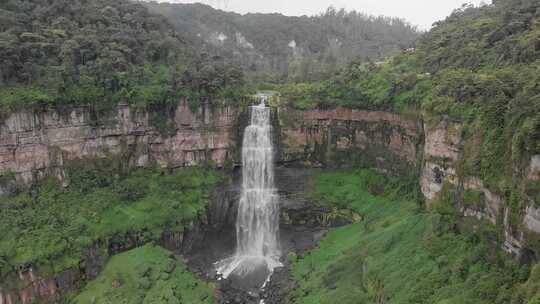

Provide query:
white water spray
left=216, top=97, right=281, bottom=286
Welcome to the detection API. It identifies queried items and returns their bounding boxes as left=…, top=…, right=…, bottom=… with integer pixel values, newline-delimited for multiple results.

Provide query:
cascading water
left=216, top=97, right=281, bottom=288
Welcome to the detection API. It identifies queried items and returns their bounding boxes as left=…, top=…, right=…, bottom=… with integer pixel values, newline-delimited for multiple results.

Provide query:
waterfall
left=216, top=98, right=281, bottom=287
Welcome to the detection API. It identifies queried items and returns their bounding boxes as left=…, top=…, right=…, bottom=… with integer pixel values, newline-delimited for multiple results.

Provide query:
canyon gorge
left=1, top=0, right=539, bottom=302
left=0, top=97, right=538, bottom=302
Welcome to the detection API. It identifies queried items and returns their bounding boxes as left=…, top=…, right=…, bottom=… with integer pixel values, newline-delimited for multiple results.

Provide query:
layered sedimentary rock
left=419, top=116, right=540, bottom=257
left=420, top=118, right=462, bottom=201
left=419, top=118, right=508, bottom=223
left=0, top=101, right=237, bottom=186
left=522, top=157, right=540, bottom=237
left=279, top=107, right=424, bottom=176
left=0, top=103, right=426, bottom=187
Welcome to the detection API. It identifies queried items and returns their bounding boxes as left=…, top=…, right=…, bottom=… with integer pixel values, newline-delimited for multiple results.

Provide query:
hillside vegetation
left=283, top=2, right=540, bottom=302
left=73, top=244, right=216, bottom=304
left=0, top=0, right=539, bottom=303
left=0, top=164, right=222, bottom=280
left=142, top=2, right=420, bottom=83
left=0, top=0, right=422, bottom=113
left=281, top=0, right=540, bottom=196
left=0, top=0, right=246, bottom=113
left=290, top=170, right=539, bottom=303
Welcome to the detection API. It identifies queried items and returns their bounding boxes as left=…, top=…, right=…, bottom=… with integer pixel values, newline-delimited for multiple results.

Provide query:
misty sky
left=151, top=0, right=490, bottom=30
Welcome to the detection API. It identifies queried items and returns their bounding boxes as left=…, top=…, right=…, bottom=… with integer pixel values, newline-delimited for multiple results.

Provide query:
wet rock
left=0, top=178, right=17, bottom=197
left=55, top=269, right=80, bottom=293
left=182, top=220, right=205, bottom=254
left=227, top=259, right=270, bottom=292
left=209, top=182, right=240, bottom=231
left=260, top=267, right=295, bottom=304
left=82, top=243, right=108, bottom=280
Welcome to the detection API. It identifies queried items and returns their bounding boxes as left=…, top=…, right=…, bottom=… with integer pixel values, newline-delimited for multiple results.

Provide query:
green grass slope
left=290, top=170, right=530, bottom=304
left=0, top=165, right=222, bottom=279
left=73, top=244, right=215, bottom=304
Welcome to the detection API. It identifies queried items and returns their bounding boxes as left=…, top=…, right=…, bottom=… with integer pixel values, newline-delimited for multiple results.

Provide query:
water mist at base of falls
left=215, top=100, right=282, bottom=290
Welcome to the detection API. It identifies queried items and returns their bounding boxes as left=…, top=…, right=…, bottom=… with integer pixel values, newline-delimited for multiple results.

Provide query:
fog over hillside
left=142, top=1, right=421, bottom=82
left=142, top=0, right=489, bottom=30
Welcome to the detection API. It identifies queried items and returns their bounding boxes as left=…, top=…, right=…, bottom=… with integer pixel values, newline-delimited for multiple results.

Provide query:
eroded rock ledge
left=0, top=100, right=237, bottom=188
left=278, top=107, right=424, bottom=176
left=419, top=117, right=540, bottom=258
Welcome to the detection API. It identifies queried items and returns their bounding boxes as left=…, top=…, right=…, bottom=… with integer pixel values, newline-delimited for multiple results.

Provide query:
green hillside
left=73, top=244, right=216, bottom=304
left=0, top=0, right=246, bottom=113
left=142, top=2, right=420, bottom=83
left=290, top=170, right=532, bottom=304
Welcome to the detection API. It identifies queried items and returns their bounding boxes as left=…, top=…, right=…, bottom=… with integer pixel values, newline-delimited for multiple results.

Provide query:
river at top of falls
left=215, top=98, right=282, bottom=291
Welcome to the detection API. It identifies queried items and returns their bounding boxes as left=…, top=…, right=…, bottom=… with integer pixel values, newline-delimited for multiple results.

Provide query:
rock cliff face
left=0, top=100, right=237, bottom=187
left=275, top=107, right=539, bottom=259
left=0, top=269, right=57, bottom=304
left=278, top=107, right=424, bottom=176
left=419, top=117, right=540, bottom=258
left=0, top=103, right=426, bottom=188
left=420, top=119, right=462, bottom=202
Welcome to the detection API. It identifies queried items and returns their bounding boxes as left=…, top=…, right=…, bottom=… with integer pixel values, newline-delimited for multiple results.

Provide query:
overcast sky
left=150, top=0, right=489, bottom=30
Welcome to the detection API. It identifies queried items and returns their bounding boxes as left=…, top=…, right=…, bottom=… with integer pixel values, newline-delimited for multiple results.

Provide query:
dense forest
left=0, top=0, right=419, bottom=112
left=0, top=0, right=246, bottom=113
left=141, top=1, right=420, bottom=83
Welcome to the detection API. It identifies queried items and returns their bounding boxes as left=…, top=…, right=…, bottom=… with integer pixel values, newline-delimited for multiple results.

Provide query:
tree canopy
left=0, top=0, right=247, bottom=112
left=142, top=2, right=420, bottom=83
